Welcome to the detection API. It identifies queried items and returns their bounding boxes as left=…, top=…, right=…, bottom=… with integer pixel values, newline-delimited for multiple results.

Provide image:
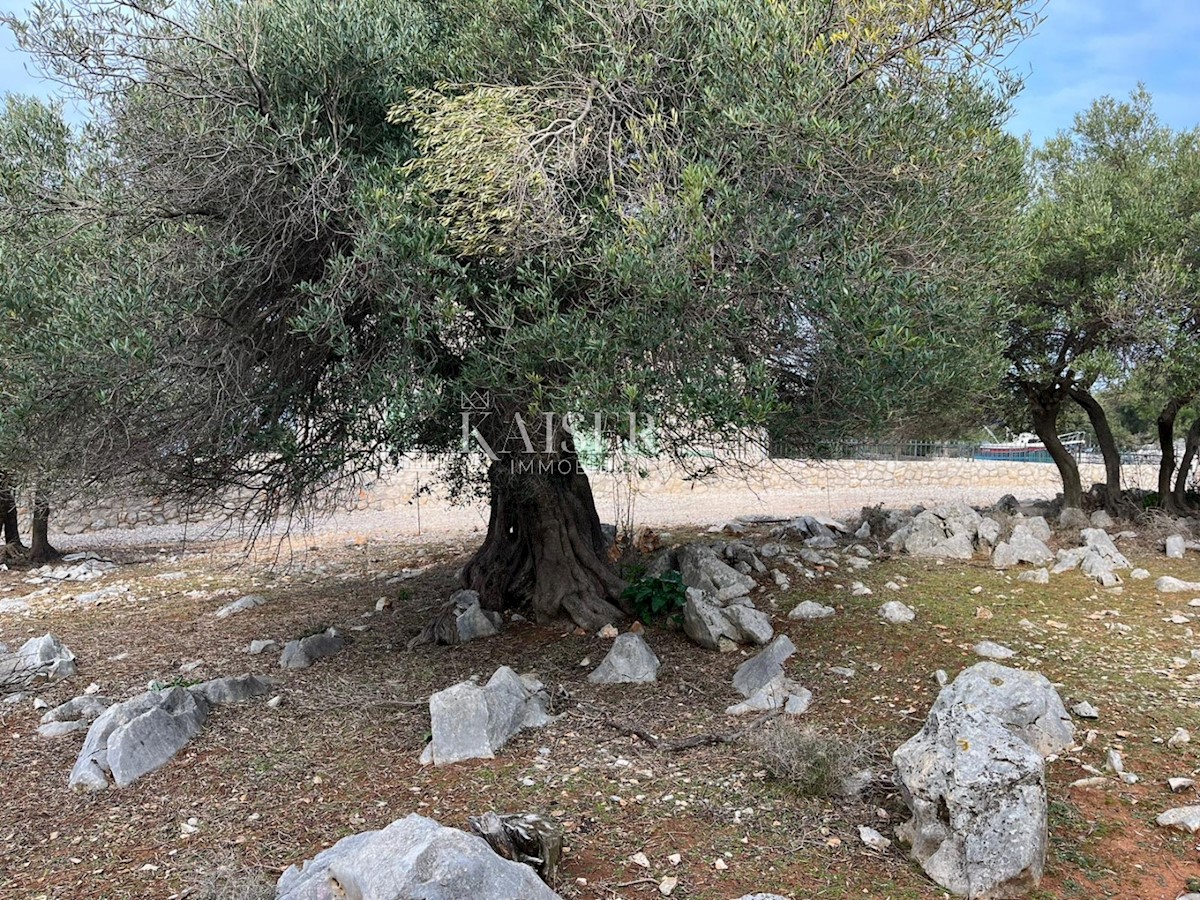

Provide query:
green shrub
left=621, top=570, right=687, bottom=625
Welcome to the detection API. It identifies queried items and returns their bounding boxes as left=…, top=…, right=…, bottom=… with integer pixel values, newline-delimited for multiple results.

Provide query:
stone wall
left=54, top=493, right=216, bottom=536
left=44, top=455, right=1165, bottom=535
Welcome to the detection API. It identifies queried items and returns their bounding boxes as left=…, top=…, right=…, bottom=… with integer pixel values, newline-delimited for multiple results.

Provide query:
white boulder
left=894, top=705, right=1046, bottom=899
left=276, top=813, right=561, bottom=899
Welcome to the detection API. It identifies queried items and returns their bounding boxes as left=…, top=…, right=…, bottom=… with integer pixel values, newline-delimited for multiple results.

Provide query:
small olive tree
left=1005, top=89, right=1200, bottom=511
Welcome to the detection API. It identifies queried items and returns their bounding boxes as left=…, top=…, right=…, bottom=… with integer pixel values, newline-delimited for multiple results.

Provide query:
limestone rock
left=678, top=544, right=756, bottom=602
left=213, top=594, right=266, bottom=619
left=41, top=694, right=112, bottom=725
left=1071, top=701, right=1099, bottom=719
left=1078, top=528, right=1130, bottom=581
left=726, top=673, right=811, bottom=716
left=0, top=634, right=77, bottom=688
left=879, top=601, right=915, bottom=624
left=789, top=600, right=835, bottom=620
left=1021, top=516, right=1052, bottom=542
left=1157, top=576, right=1200, bottom=594
left=1059, top=507, right=1090, bottom=529
left=424, top=667, right=551, bottom=766
left=454, top=595, right=503, bottom=643
left=1089, top=509, right=1115, bottom=529
left=976, top=517, right=1002, bottom=547
left=682, top=590, right=739, bottom=650
left=38, top=719, right=89, bottom=739
left=588, top=634, right=659, bottom=684
left=69, top=687, right=210, bottom=790
left=1155, top=806, right=1200, bottom=834
left=904, top=507, right=980, bottom=560
left=723, top=604, right=774, bottom=645
left=709, top=519, right=746, bottom=535
left=1167, top=727, right=1190, bottom=749
left=894, top=704, right=1046, bottom=899
left=425, top=683, right=490, bottom=765
left=930, top=532, right=976, bottom=560
left=732, top=635, right=796, bottom=698
left=1018, top=568, right=1050, bottom=584
left=974, top=641, right=1016, bottom=661
left=932, top=503, right=984, bottom=538
left=1051, top=547, right=1084, bottom=575
left=188, top=673, right=272, bottom=705
left=858, top=825, right=891, bottom=852
left=1166, top=535, right=1186, bottom=559
left=247, top=639, right=281, bottom=655
left=276, top=813, right=561, bottom=900
left=784, top=515, right=835, bottom=540
left=929, top=662, right=1074, bottom=757
left=992, top=529, right=1052, bottom=569
left=280, top=628, right=345, bottom=669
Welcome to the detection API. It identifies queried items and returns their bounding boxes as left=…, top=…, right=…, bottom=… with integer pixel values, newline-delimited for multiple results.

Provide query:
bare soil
left=1, top=520, right=1199, bottom=899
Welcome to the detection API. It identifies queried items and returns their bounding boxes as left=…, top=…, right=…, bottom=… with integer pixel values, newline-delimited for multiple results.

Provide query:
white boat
left=977, top=429, right=1087, bottom=461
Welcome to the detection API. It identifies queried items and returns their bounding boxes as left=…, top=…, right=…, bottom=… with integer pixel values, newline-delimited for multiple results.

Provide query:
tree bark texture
left=1068, top=385, right=1122, bottom=509
left=29, top=492, right=58, bottom=563
left=0, top=474, right=22, bottom=550
left=1026, top=385, right=1082, bottom=509
left=461, top=458, right=628, bottom=631
left=1173, top=414, right=1200, bottom=512
left=1157, top=396, right=1189, bottom=512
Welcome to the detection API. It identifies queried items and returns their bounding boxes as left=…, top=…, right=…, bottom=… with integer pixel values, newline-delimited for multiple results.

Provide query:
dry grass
left=753, top=721, right=878, bottom=799
left=181, top=852, right=274, bottom=900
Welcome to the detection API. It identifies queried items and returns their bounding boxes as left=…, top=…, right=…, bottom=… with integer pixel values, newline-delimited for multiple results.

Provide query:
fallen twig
left=589, top=706, right=782, bottom=751
left=607, top=876, right=660, bottom=890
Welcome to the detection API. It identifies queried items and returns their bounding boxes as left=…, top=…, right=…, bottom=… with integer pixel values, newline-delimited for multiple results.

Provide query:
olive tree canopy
left=5, top=0, right=1035, bottom=624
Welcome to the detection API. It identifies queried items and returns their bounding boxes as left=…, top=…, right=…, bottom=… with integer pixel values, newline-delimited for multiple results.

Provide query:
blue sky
left=1005, top=0, right=1200, bottom=141
left=0, top=0, right=1197, bottom=143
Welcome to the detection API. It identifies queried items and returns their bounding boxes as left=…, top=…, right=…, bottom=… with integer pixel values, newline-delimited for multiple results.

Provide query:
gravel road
left=55, top=473, right=1055, bottom=553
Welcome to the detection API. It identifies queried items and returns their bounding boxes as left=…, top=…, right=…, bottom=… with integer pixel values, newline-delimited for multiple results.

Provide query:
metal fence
left=771, top=439, right=1164, bottom=465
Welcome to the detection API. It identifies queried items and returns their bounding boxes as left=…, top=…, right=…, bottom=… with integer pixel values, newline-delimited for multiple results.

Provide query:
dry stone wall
left=45, top=456, right=1163, bottom=536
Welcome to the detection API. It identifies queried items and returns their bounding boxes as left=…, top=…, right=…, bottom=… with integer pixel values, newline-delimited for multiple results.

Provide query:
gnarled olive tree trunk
left=1173, top=414, right=1200, bottom=513
left=0, top=474, right=23, bottom=551
left=29, top=492, right=58, bottom=564
left=462, top=456, right=628, bottom=631
left=1068, top=385, right=1122, bottom=510
left=1025, top=384, right=1082, bottom=509
left=1156, top=396, right=1191, bottom=513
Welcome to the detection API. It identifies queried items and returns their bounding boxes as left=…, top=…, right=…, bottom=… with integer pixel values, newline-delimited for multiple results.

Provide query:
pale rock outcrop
left=927, top=662, right=1073, bottom=757
left=69, top=687, right=210, bottom=790
left=421, top=667, right=552, bottom=766
left=588, top=633, right=659, bottom=684
left=276, top=813, right=561, bottom=900
left=894, top=704, right=1046, bottom=899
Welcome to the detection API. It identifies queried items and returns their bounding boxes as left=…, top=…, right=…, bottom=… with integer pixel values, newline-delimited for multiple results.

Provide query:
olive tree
left=1005, top=89, right=1199, bottom=511
left=7, top=0, right=1036, bottom=625
left=0, top=94, right=158, bottom=560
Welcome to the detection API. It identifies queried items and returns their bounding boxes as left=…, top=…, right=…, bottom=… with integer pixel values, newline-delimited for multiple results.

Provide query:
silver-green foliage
left=3, top=0, right=1037, bottom=510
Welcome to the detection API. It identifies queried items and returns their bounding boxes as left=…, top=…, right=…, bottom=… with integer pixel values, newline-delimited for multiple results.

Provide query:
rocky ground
left=1, top=509, right=1199, bottom=899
